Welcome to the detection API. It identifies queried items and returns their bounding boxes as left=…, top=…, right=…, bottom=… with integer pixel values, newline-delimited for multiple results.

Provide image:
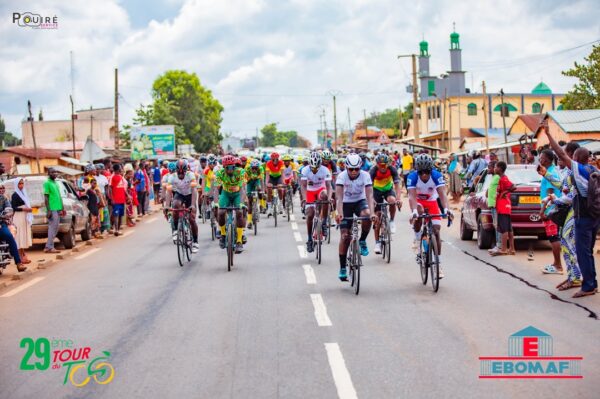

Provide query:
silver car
left=3, top=176, right=92, bottom=249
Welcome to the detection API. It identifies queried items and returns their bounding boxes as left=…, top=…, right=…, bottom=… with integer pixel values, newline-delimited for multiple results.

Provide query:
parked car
left=3, top=176, right=91, bottom=249
left=460, top=164, right=545, bottom=249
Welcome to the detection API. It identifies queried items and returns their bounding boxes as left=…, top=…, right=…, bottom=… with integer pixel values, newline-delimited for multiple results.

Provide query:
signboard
left=177, top=144, right=194, bottom=155
left=131, top=125, right=175, bottom=160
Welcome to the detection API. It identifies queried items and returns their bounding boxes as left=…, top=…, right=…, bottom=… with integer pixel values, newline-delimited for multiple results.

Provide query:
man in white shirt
left=335, top=153, right=376, bottom=281
left=300, top=152, right=332, bottom=253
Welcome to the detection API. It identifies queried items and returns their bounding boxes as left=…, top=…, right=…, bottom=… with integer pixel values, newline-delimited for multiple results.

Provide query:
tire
left=477, top=216, right=494, bottom=249
left=460, top=215, right=474, bottom=241
left=200, top=202, right=206, bottom=224
left=353, top=243, right=361, bottom=295
left=80, top=218, right=92, bottom=241
left=419, top=238, right=428, bottom=285
left=286, top=199, right=291, bottom=222
left=61, top=224, right=76, bottom=249
left=227, top=224, right=234, bottom=271
left=316, top=219, right=322, bottom=265
left=177, top=222, right=185, bottom=267
left=384, top=226, right=391, bottom=264
left=326, top=215, right=331, bottom=244
left=184, top=220, right=191, bottom=262
left=430, top=234, right=440, bottom=292
left=211, top=218, right=216, bottom=241
left=274, top=200, right=278, bottom=227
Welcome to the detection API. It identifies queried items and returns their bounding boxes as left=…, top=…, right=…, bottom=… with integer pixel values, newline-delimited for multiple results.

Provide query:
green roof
left=532, top=81, right=552, bottom=94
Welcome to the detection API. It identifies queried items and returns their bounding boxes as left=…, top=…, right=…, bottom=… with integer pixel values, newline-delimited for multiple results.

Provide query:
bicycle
left=167, top=207, right=193, bottom=267
left=199, top=193, right=207, bottom=224
left=340, top=216, right=371, bottom=295
left=415, top=212, right=451, bottom=292
left=65, top=351, right=115, bottom=387
left=376, top=202, right=392, bottom=263
left=311, top=200, right=329, bottom=265
left=222, top=206, right=241, bottom=271
left=249, top=191, right=260, bottom=236
left=284, top=183, right=294, bottom=220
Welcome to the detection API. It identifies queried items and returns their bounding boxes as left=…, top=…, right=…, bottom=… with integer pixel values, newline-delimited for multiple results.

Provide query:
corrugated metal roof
left=469, top=128, right=506, bottom=137
left=548, top=110, right=600, bottom=133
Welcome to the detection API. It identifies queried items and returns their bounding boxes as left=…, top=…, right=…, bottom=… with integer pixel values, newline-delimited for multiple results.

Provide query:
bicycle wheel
left=274, top=200, right=278, bottom=227
left=384, top=222, right=391, bottom=264
left=253, top=202, right=259, bottom=236
left=286, top=196, right=291, bottom=221
left=184, top=219, right=192, bottom=262
left=227, top=223, right=234, bottom=271
left=380, top=217, right=387, bottom=259
left=429, top=232, right=440, bottom=292
left=316, top=219, right=322, bottom=264
left=200, top=201, right=206, bottom=224
left=419, top=236, right=428, bottom=285
left=349, top=242, right=358, bottom=288
left=177, top=220, right=185, bottom=267
left=353, top=243, right=361, bottom=295
left=326, top=215, right=331, bottom=244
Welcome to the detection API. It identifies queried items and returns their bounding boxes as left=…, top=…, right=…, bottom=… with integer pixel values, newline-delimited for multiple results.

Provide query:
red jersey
left=109, top=174, right=128, bottom=205
left=265, top=160, right=285, bottom=177
left=496, top=175, right=513, bottom=215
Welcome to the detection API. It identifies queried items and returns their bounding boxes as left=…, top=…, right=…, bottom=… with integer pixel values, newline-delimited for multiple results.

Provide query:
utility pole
left=499, top=88, right=509, bottom=161
left=363, top=109, right=368, bottom=139
left=482, top=81, right=489, bottom=154
left=27, top=100, right=41, bottom=173
left=114, top=68, right=120, bottom=150
left=333, top=94, right=338, bottom=151
left=397, top=54, right=420, bottom=143
left=89, top=105, right=94, bottom=140
left=70, top=95, right=76, bottom=157
left=323, top=110, right=328, bottom=149
left=347, top=107, right=352, bottom=145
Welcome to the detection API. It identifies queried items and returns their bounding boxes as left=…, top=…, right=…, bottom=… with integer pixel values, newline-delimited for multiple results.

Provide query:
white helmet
left=309, top=151, right=322, bottom=168
left=345, top=153, right=362, bottom=168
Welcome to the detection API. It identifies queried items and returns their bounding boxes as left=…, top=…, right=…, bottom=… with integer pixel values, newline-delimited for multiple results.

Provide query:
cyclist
left=281, top=154, right=297, bottom=212
left=360, top=153, right=372, bottom=172
left=265, top=152, right=285, bottom=217
left=301, top=152, right=332, bottom=253
left=370, top=153, right=403, bottom=254
left=337, top=156, right=346, bottom=172
left=245, top=159, right=264, bottom=229
left=165, top=159, right=199, bottom=253
left=214, top=155, right=247, bottom=253
left=196, top=155, right=208, bottom=212
left=161, top=161, right=177, bottom=206
left=200, top=155, right=218, bottom=215
left=322, top=150, right=340, bottom=225
left=335, top=153, right=376, bottom=281
left=407, top=153, right=453, bottom=278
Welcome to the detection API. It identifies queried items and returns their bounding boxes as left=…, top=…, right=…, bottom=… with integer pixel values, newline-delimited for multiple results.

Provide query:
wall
left=21, top=119, right=115, bottom=148
left=534, top=118, right=600, bottom=147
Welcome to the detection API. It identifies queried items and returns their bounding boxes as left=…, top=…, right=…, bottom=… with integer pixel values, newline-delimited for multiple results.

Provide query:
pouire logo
left=12, top=12, right=58, bottom=29
left=479, top=326, right=583, bottom=379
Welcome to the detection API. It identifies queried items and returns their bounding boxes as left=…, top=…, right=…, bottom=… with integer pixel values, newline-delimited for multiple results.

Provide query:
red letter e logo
left=523, top=337, right=538, bottom=356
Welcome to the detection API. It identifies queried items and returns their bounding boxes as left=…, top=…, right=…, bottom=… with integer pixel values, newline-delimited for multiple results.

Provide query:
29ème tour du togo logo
left=479, top=326, right=583, bottom=379
left=20, top=337, right=115, bottom=387
left=12, top=12, right=58, bottom=29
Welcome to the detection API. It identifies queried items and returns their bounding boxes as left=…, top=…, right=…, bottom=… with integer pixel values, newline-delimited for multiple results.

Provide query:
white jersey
left=168, top=171, right=197, bottom=196
left=301, top=165, right=332, bottom=192
left=406, top=170, right=445, bottom=201
left=336, top=170, right=372, bottom=203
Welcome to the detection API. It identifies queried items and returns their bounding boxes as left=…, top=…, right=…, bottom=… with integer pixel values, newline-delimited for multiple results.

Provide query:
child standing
left=491, top=161, right=516, bottom=256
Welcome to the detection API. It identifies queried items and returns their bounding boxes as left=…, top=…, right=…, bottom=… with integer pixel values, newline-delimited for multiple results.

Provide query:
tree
left=362, top=106, right=412, bottom=137
left=260, top=123, right=277, bottom=147
left=561, top=44, right=600, bottom=110
left=38, top=108, right=44, bottom=121
left=0, top=114, right=21, bottom=147
left=260, top=123, right=311, bottom=148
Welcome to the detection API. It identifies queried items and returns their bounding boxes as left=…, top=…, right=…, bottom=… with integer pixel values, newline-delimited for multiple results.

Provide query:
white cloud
left=0, top=0, right=598, bottom=145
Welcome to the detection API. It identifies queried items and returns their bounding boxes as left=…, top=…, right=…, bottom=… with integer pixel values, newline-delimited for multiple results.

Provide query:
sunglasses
left=417, top=169, right=432, bottom=175
left=226, top=165, right=235, bottom=170
left=377, top=163, right=388, bottom=168
left=348, top=167, right=360, bottom=172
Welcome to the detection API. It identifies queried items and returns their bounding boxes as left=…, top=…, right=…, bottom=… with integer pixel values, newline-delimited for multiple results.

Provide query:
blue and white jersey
left=571, top=160, right=598, bottom=197
left=406, top=169, right=445, bottom=201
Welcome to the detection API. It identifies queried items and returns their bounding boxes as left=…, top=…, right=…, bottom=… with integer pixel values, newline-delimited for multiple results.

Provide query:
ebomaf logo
left=12, top=12, right=58, bottom=29
left=479, top=326, right=583, bottom=379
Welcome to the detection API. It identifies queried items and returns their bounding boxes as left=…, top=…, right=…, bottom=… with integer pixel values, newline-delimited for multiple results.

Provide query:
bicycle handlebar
left=220, top=206, right=241, bottom=211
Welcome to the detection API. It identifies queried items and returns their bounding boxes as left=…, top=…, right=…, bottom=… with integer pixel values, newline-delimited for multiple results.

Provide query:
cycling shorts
left=374, top=189, right=396, bottom=212
left=306, top=187, right=326, bottom=205
left=219, top=190, right=241, bottom=208
left=174, top=192, right=193, bottom=209
left=417, top=199, right=441, bottom=226
left=268, top=175, right=283, bottom=186
left=340, top=199, right=369, bottom=229
left=247, top=180, right=261, bottom=194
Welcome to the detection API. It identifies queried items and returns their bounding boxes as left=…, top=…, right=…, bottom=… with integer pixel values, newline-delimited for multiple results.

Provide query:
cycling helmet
left=321, top=150, right=332, bottom=160
left=271, top=152, right=280, bottom=160
left=414, top=153, right=434, bottom=172
left=250, top=159, right=261, bottom=168
left=375, top=153, right=389, bottom=165
left=282, top=154, right=292, bottom=161
left=234, top=157, right=242, bottom=166
left=309, top=151, right=322, bottom=168
left=222, top=155, right=236, bottom=167
left=240, top=156, right=247, bottom=164
left=84, top=164, right=96, bottom=174
left=168, top=162, right=177, bottom=173
left=176, top=159, right=188, bottom=173
left=468, top=149, right=480, bottom=159
left=337, top=157, right=345, bottom=165
left=345, top=153, right=362, bottom=169
left=200, top=155, right=207, bottom=162
left=296, top=155, right=304, bottom=163
left=207, top=154, right=217, bottom=165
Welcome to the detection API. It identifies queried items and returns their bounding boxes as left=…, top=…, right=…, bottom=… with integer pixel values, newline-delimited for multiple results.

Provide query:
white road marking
left=297, top=245, right=307, bottom=259
left=302, top=264, right=316, bottom=284
left=294, top=232, right=303, bottom=242
left=1, top=277, right=45, bottom=298
left=122, top=230, right=134, bottom=237
left=291, top=222, right=299, bottom=230
left=75, top=248, right=101, bottom=260
left=325, top=343, right=358, bottom=399
left=289, top=214, right=296, bottom=221
left=146, top=217, right=158, bottom=223
left=310, top=294, right=332, bottom=326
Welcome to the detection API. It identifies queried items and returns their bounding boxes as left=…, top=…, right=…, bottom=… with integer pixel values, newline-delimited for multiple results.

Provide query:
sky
left=1, top=0, right=599, bottom=146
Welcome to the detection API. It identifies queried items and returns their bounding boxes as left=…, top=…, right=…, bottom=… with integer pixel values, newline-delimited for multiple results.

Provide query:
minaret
left=448, top=23, right=466, bottom=95
left=418, top=37, right=432, bottom=100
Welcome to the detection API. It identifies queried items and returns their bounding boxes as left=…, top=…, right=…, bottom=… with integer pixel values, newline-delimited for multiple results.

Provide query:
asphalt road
left=1, top=198, right=598, bottom=399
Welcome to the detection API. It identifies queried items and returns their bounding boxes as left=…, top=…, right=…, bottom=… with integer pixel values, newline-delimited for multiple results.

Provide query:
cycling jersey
left=168, top=171, right=197, bottom=196
left=282, top=163, right=297, bottom=181
left=324, top=160, right=339, bottom=176
left=301, top=165, right=331, bottom=192
left=265, top=160, right=285, bottom=178
left=203, top=167, right=216, bottom=192
left=336, top=170, right=372, bottom=203
left=406, top=170, right=445, bottom=201
left=215, top=168, right=245, bottom=193
left=369, top=165, right=400, bottom=192
left=245, top=165, right=264, bottom=182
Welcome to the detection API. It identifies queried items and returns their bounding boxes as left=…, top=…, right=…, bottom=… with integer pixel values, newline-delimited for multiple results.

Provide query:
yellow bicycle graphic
left=63, top=351, right=115, bottom=387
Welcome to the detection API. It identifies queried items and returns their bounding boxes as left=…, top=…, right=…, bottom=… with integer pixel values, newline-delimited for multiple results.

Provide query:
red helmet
left=240, top=156, right=247, bottom=164
left=271, top=152, right=280, bottom=160
left=222, top=155, right=236, bottom=166
left=234, top=157, right=242, bottom=166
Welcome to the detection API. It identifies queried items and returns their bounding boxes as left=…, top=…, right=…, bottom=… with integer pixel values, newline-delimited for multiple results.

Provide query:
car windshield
left=479, top=167, right=541, bottom=192
left=3, top=179, right=66, bottom=207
